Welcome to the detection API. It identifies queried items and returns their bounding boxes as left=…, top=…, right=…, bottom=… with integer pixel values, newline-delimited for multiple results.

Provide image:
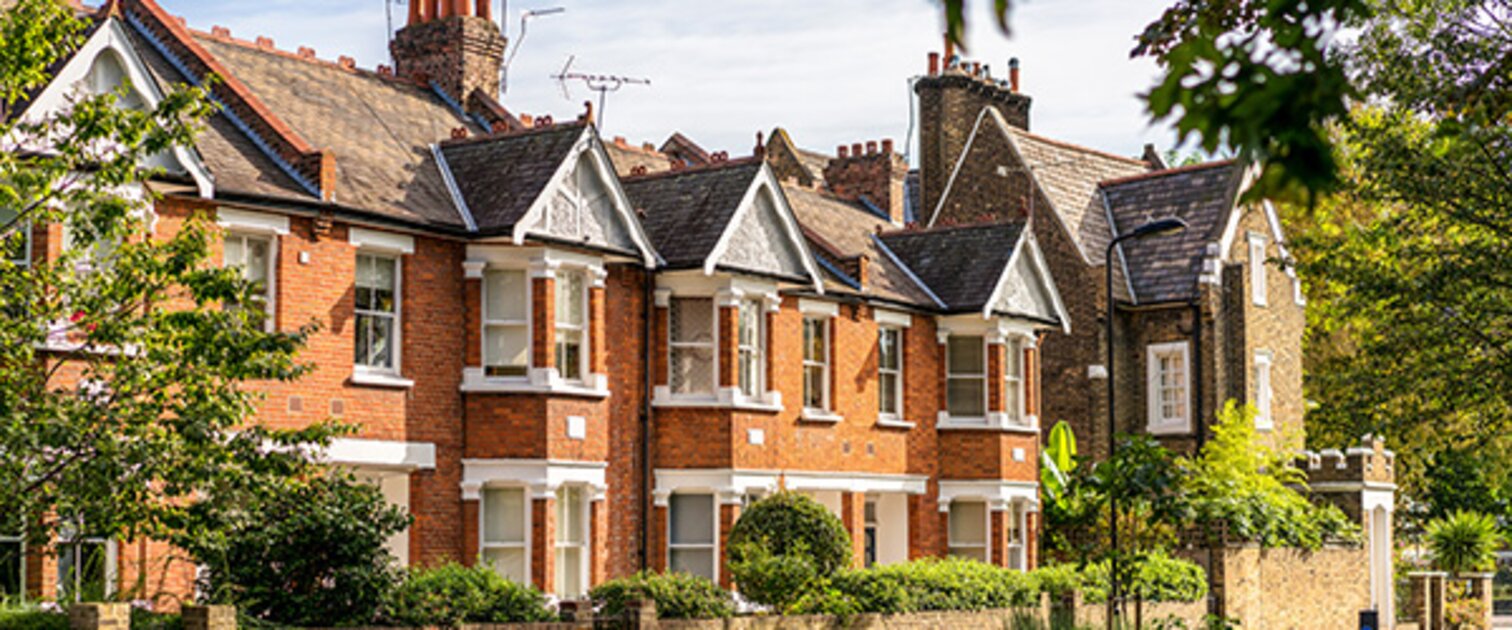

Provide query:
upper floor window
left=737, top=298, right=765, bottom=397
left=1004, top=338, right=1024, bottom=424
left=878, top=327, right=903, bottom=418
left=1249, top=234, right=1267, bottom=306
left=554, top=270, right=587, bottom=382
left=1, top=208, right=29, bottom=267
left=354, top=253, right=399, bottom=372
left=946, top=336, right=986, bottom=418
left=224, top=232, right=274, bottom=325
left=1254, top=351, right=1274, bottom=431
left=669, top=297, right=715, bottom=395
left=480, top=486, right=528, bottom=584
left=483, top=269, right=529, bottom=378
left=1146, top=342, right=1191, bottom=433
left=802, top=316, right=830, bottom=411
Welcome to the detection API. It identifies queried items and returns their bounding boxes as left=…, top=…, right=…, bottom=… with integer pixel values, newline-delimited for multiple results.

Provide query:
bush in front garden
left=1027, top=562, right=1085, bottom=600
left=726, top=492, right=851, bottom=608
left=590, top=571, right=735, bottom=620
left=381, top=562, right=555, bottom=627
left=1079, top=550, right=1207, bottom=604
left=790, top=557, right=1039, bottom=615
left=0, top=604, right=67, bottom=630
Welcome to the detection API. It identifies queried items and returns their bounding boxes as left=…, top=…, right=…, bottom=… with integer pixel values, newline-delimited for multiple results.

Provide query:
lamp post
left=1105, top=217, right=1187, bottom=627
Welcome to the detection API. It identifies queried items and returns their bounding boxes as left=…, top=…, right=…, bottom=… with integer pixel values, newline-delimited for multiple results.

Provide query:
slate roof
left=1002, top=126, right=1150, bottom=263
left=621, top=160, right=765, bottom=269
left=783, top=184, right=936, bottom=307
left=438, top=123, right=587, bottom=235
left=1102, top=160, right=1244, bottom=304
left=878, top=221, right=1027, bottom=313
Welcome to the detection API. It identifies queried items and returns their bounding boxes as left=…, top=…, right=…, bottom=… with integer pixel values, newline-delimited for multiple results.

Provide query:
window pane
left=484, top=270, right=527, bottom=321
left=557, top=547, right=583, bottom=595
left=356, top=313, right=395, bottom=369
left=738, top=300, right=760, bottom=347
left=879, top=329, right=899, bottom=370
left=949, top=502, right=986, bottom=544
left=484, top=326, right=529, bottom=376
left=0, top=539, right=20, bottom=597
left=1005, top=340, right=1021, bottom=378
left=948, top=336, right=983, bottom=374
left=948, top=378, right=986, bottom=417
left=669, top=549, right=715, bottom=580
left=879, top=373, right=898, bottom=415
left=482, top=547, right=527, bottom=584
left=803, top=319, right=826, bottom=362
left=804, top=365, right=826, bottom=409
left=739, top=349, right=760, bottom=396
left=949, top=546, right=989, bottom=562
left=243, top=237, right=270, bottom=285
left=556, top=330, right=582, bottom=380
left=670, top=298, right=713, bottom=344
left=669, top=494, right=713, bottom=545
left=483, top=488, right=525, bottom=543
left=556, top=271, right=585, bottom=327
left=671, top=346, right=714, bottom=394
left=556, top=487, right=585, bottom=544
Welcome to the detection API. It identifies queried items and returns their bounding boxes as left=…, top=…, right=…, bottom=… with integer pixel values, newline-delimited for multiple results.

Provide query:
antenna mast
left=552, top=55, right=650, bottom=131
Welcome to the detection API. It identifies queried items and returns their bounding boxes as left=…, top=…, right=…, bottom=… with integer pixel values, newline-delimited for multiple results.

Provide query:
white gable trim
left=23, top=18, right=214, bottom=199
left=1216, top=162, right=1266, bottom=260
left=431, top=143, right=478, bottom=232
left=702, top=163, right=824, bottom=293
left=511, top=127, right=659, bottom=267
left=981, top=229, right=1072, bottom=333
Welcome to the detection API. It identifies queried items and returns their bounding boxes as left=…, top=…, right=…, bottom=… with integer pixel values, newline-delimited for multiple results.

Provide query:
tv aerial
left=552, top=55, right=650, bottom=130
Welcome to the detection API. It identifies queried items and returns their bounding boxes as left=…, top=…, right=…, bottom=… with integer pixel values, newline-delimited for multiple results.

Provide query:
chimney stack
left=914, top=49, right=1032, bottom=214
left=392, top=0, right=508, bottom=105
left=824, top=138, right=909, bottom=226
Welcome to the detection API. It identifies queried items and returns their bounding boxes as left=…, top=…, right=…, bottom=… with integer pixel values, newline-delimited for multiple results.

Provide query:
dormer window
left=554, top=269, right=588, bottom=383
left=483, top=269, right=529, bottom=378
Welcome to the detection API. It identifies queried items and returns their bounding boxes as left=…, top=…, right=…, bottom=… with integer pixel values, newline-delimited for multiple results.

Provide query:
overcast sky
left=158, top=0, right=1180, bottom=161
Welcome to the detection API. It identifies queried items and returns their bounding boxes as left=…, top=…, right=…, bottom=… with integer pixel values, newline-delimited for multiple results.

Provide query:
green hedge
left=0, top=605, right=67, bottom=630
left=590, top=571, right=735, bottom=620
left=380, top=562, right=555, bottom=626
left=1077, top=552, right=1208, bottom=604
left=790, top=557, right=1040, bottom=615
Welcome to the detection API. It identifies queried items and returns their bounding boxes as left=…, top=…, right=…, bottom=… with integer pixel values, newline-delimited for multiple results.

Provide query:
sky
left=157, top=0, right=1180, bottom=161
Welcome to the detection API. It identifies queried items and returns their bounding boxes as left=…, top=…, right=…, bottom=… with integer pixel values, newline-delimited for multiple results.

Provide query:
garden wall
left=1187, top=545, right=1372, bottom=628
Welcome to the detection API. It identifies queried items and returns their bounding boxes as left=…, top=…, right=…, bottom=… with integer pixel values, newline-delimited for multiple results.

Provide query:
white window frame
left=482, top=267, right=531, bottom=380
left=1249, top=233, right=1267, bottom=306
left=877, top=327, right=904, bottom=421
left=863, top=498, right=878, bottom=568
left=1004, top=338, right=1024, bottom=425
left=479, top=485, right=531, bottom=585
left=1254, top=351, right=1274, bottom=431
left=667, top=296, right=718, bottom=397
left=667, top=492, right=719, bottom=582
left=945, top=335, right=989, bottom=421
left=1006, top=501, right=1027, bottom=571
left=1146, top=341, right=1192, bottom=434
left=55, top=532, right=116, bottom=602
left=223, top=231, right=277, bottom=331
left=2, top=214, right=30, bottom=267
left=736, top=298, right=765, bottom=397
left=946, top=500, right=990, bottom=563
left=802, top=315, right=832, bottom=413
left=554, top=485, right=590, bottom=597
left=354, top=252, right=401, bottom=376
left=554, top=268, right=589, bottom=384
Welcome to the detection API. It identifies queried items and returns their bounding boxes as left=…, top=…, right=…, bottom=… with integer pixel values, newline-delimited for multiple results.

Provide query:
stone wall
left=1195, top=545, right=1372, bottom=629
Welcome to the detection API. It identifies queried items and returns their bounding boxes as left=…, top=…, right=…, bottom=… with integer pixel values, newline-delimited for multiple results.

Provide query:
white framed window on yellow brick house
left=946, top=336, right=988, bottom=419
left=1146, top=342, right=1191, bottom=434
left=668, top=493, right=717, bottom=581
left=480, top=486, right=530, bottom=585
left=554, top=486, right=589, bottom=597
left=554, top=269, right=588, bottom=383
left=1254, top=351, right=1274, bottom=431
left=737, top=298, right=765, bottom=398
left=1249, top=233, right=1267, bottom=307
left=1, top=207, right=29, bottom=267
left=668, top=297, right=716, bottom=396
left=223, top=232, right=275, bottom=329
left=878, top=327, right=903, bottom=420
left=947, top=500, right=989, bottom=563
left=482, top=269, right=530, bottom=378
left=354, top=253, right=400, bottom=374
left=802, top=316, right=831, bottom=413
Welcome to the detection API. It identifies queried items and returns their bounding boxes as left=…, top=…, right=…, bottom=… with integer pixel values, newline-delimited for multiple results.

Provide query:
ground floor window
left=56, top=537, right=111, bottom=602
left=0, top=533, right=21, bottom=598
left=481, top=487, right=529, bottom=584
left=863, top=499, right=878, bottom=568
left=555, top=486, right=588, bottom=596
left=1006, top=502, right=1026, bottom=571
left=947, top=501, right=988, bottom=563
left=668, top=494, right=716, bottom=581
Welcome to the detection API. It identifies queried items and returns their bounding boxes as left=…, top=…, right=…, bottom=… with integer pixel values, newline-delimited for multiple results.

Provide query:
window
left=737, top=299, right=764, bottom=397
left=481, top=487, right=529, bottom=584
left=1004, top=338, right=1023, bottom=424
left=554, top=270, right=587, bottom=382
left=802, top=317, right=830, bottom=411
left=1249, top=235, right=1267, bottom=306
left=1006, top=502, right=1026, bottom=571
left=555, top=486, right=588, bottom=596
left=223, top=232, right=274, bottom=324
left=56, top=529, right=112, bottom=602
left=0, top=515, right=20, bottom=599
left=947, top=501, right=988, bottom=562
left=1, top=207, right=29, bottom=266
left=483, top=269, right=529, bottom=378
left=668, top=297, right=715, bottom=395
left=1146, top=342, right=1190, bottom=432
left=354, top=253, right=399, bottom=372
left=1255, top=352, right=1273, bottom=431
left=668, top=493, right=716, bottom=581
left=878, top=327, right=903, bottom=418
left=946, top=336, right=986, bottom=418
left=863, top=499, right=878, bottom=568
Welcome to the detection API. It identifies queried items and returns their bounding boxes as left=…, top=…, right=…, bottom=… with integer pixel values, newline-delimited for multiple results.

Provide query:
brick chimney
left=391, top=0, right=506, bottom=104
left=915, top=48, right=1032, bottom=216
left=823, top=138, right=909, bottom=225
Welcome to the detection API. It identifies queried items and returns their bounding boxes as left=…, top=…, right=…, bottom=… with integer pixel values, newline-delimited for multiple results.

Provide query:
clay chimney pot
left=837, top=145, right=849, bottom=159
left=866, top=141, right=878, bottom=155
left=451, top=127, right=468, bottom=140
left=210, top=25, right=230, bottom=38
left=928, top=52, right=940, bottom=76
left=338, top=56, right=356, bottom=70
left=255, top=36, right=274, bottom=49
left=851, top=142, right=862, bottom=156
left=297, top=46, right=316, bottom=59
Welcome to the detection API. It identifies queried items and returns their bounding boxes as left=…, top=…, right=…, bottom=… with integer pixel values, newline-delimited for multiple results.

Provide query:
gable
left=987, top=234, right=1071, bottom=332
left=513, top=130, right=658, bottom=265
left=715, top=182, right=811, bottom=281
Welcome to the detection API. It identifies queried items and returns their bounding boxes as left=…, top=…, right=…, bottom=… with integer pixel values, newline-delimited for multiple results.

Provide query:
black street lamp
left=1105, top=217, right=1187, bottom=626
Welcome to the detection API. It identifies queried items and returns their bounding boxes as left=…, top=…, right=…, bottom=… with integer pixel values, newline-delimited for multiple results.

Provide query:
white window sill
left=936, top=412, right=1039, bottom=434
left=461, top=367, right=610, bottom=398
left=350, top=370, right=415, bottom=389
left=800, top=408, right=843, bottom=424
left=876, top=417, right=917, bottom=430
left=650, top=387, right=783, bottom=413
left=1147, top=422, right=1193, bottom=436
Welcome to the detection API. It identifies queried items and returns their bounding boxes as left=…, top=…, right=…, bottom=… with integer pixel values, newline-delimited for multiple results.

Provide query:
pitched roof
left=878, top=221, right=1027, bottom=313
left=1102, top=160, right=1244, bottom=303
left=603, top=140, right=675, bottom=177
left=621, top=160, right=765, bottom=269
left=782, top=184, right=936, bottom=307
left=437, top=123, right=588, bottom=235
left=1000, top=124, right=1149, bottom=263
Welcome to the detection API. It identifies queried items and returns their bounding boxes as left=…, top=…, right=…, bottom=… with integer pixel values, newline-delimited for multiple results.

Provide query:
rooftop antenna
left=500, top=5, right=565, bottom=95
left=552, top=55, right=650, bottom=130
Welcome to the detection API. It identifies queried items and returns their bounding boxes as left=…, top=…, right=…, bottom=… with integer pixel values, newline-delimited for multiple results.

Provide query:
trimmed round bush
left=726, top=492, right=851, bottom=608
left=590, top=571, right=735, bottom=620
left=381, top=562, right=555, bottom=626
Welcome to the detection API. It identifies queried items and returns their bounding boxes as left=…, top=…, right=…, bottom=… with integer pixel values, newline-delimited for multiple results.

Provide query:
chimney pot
left=614, top=136, right=628, bottom=147
left=837, top=145, right=848, bottom=158
left=519, top=113, right=533, bottom=126
left=377, top=64, right=393, bottom=76
left=642, top=142, right=656, bottom=151
left=1009, top=57, right=1021, bottom=93
left=408, top=0, right=423, bottom=25
left=255, top=36, right=274, bottom=49
left=865, top=141, right=878, bottom=155
left=338, top=56, right=356, bottom=70
left=297, top=46, right=316, bottom=59
left=475, top=0, right=491, bottom=20
left=881, top=139, right=894, bottom=154
left=971, top=62, right=981, bottom=77
left=424, top=0, right=439, bottom=20
left=451, top=126, right=468, bottom=139
left=851, top=142, right=862, bottom=156
left=942, top=33, right=955, bottom=68
left=491, top=120, right=510, bottom=133
left=210, top=25, right=230, bottom=38
left=927, top=52, right=939, bottom=76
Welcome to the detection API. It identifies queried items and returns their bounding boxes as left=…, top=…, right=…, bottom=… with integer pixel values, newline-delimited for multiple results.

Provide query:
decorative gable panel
left=718, top=186, right=808, bottom=279
left=995, top=252, right=1058, bottom=322
left=528, top=149, right=639, bottom=254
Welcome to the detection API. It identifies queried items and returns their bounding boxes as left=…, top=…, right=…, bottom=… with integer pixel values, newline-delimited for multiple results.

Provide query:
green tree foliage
left=0, top=0, right=339, bottom=568
left=726, top=491, right=852, bottom=608
left=589, top=571, right=735, bottom=620
left=185, top=473, right=410, bottom=627
left=1078, top=550, right=1208, bottom=605
left=382, top=562, right=555, bottom=627
left=1426, top=511, right=1504, bottom=575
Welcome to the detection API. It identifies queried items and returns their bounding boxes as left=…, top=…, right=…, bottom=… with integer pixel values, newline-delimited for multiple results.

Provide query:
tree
left=0, top=0, right=338, bottom=592
left=726, top=492, right=852, bottom=610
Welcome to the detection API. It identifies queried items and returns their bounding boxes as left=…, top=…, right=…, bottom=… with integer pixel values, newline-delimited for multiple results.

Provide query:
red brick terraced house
left=4, top=0, right=1072, bottom=604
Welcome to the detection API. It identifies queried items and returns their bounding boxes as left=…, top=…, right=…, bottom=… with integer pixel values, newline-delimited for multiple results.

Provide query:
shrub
left=591, top=571, right=735, bottom=620
left=1426, top=511, right=1503, bottom=575
left=1080, top=551, right=1207, bottom=604
left=130, top=607, right=183, bottom=630
left=382, top=562, right=554, bottom=627
left=0, top=604, right=67, bottom=630
left=726, top=492, right=851, bottom=608
left=1028, top=563, right=1085, bottom=599
left=791, top=557, right=1039, bottom=614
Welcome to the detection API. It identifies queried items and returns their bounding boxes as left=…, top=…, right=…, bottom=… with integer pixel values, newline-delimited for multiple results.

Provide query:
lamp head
left=1130, top=217, right=1187, bottom=239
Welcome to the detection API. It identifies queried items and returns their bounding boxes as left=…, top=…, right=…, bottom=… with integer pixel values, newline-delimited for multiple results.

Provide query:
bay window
left=668, top=493, right=716, bottom=581
left=555, top=486, right=588, bottom=596
left=802, top=317, right=830, bottom=411
left=482, top=269, right=529, bottom=378
left=1146, top=342, right=1190, bottom=433
left=947, top=500, right=988, bottom=562
left=1004, top=338, right=1023, bottom=424
left=737, top=298, right=764, bottom=397
left=668, top=297, right=715, bottom=395
left=878, top=327, right=903, bottom=418
left=554, top=270, right=587, bottom=382
left=481, top=487, right=529, bottom=584
left=946, top=336, right=986, bottom=418
left=354, top=253, right=399, bottom=372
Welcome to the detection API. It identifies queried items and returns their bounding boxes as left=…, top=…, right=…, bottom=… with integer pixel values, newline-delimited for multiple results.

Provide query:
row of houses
left=5, top=0, right=1314, bottom=606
